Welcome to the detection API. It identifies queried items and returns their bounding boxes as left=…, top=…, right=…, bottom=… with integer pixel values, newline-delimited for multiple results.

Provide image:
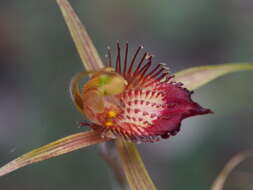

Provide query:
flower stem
left=116, top=139, right=157, bottom=190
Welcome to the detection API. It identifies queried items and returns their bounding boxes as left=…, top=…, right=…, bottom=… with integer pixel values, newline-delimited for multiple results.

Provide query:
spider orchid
left=0, top=0, right=252, bottom=190
left=71, top=43, right=212, bottom=143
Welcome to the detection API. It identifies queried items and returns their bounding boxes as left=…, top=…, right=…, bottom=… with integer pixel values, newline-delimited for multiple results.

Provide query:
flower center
left=104, top=110, right=118, bottom=127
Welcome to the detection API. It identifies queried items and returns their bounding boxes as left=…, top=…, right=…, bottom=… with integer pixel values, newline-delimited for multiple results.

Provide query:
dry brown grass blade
left=0, top=130, right=109, bottom=177
left=116, top=139, right=157, bottom=190
left=56, top=0, right=104, bottom=71
left=210, top=150, right=253, bottom=190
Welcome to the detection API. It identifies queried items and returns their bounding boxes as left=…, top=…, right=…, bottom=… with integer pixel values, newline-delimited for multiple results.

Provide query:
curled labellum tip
left=71, top=43, right=212, bottom=143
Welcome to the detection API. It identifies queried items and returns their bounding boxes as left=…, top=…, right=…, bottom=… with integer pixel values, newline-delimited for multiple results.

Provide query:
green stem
left=116, top=139, right=157, bottom=190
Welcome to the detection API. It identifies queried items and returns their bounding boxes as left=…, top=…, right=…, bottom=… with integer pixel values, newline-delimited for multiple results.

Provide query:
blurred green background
left=0, top=0, right=253, bottom=190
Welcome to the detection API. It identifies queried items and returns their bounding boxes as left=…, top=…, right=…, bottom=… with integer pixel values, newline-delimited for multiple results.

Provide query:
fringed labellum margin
left=70, top=43, right=212, bottom=143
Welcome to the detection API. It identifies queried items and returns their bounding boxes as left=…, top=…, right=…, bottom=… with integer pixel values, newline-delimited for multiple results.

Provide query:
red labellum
left=75, top=43, right=212, bottom=143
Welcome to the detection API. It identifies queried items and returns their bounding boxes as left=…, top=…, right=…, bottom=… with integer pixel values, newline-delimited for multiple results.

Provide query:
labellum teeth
left=77, top=43, right=212, bottom=143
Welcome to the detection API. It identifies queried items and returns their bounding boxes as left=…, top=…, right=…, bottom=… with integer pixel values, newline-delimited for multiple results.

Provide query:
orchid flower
left=70, top=44, right=212, bottom=143
left=0, top=0, right=253, bottom=190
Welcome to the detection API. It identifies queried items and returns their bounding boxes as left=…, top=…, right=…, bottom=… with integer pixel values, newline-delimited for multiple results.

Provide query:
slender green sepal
left=0, top=131, right=109, bottom=177
left=175, top=63, right=253, bottom=90
left=56, top=0, right=104, bottom=71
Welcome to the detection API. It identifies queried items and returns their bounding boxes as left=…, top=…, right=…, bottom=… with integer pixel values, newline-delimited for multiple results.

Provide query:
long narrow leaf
left=56, top=0, right=104, bottom=71
left=175, top=63, right=253, bottom=90
left=210, top=150, right=253, bottom=190
left=0, top=130, right=109, bottom=177
left=116, top=139, right=157, bottom=190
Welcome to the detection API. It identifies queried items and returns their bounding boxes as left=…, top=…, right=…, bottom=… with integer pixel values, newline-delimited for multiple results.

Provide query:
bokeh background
left=0, top=0, right=253, bottom=190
